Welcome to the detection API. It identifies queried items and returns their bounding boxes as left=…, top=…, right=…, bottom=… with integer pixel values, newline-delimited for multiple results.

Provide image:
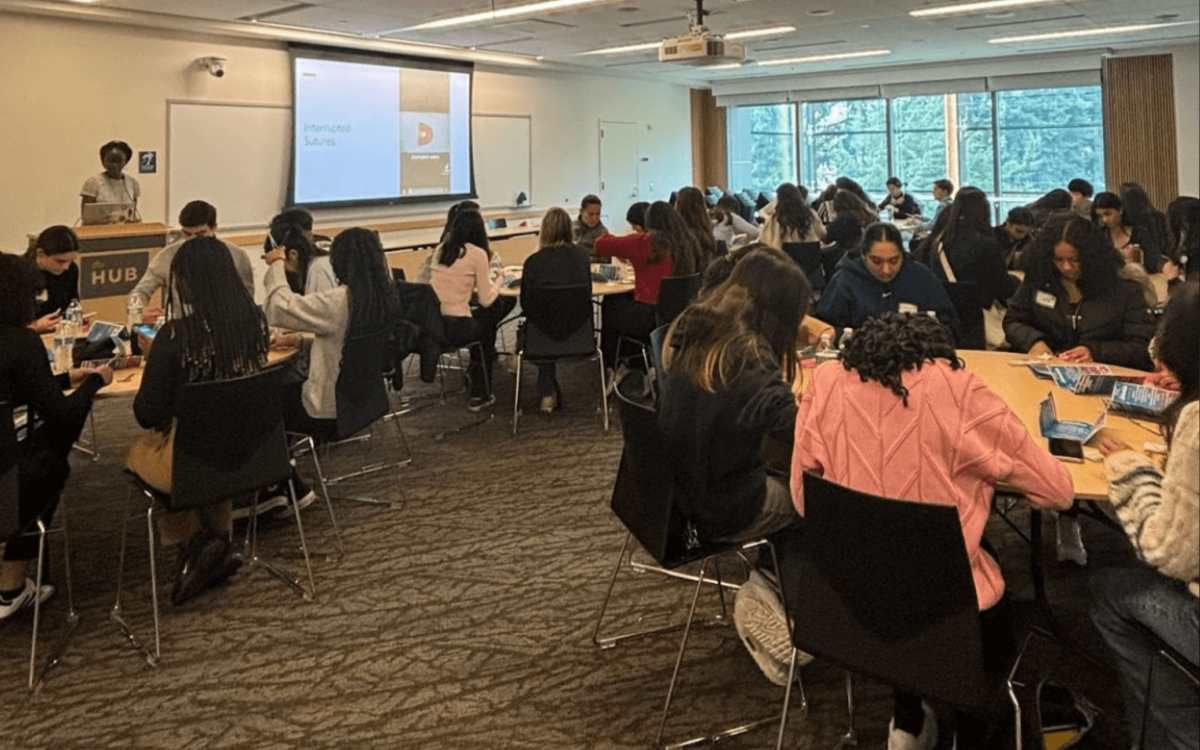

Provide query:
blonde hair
left=539, top=207, right=574, bottom=248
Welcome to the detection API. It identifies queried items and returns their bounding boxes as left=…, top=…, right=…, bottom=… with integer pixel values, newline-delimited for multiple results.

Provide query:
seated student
left=816, top=222, right=961, bottom=342
left=660, top=246, right=808, bottom=543
left=1028, top=188, right=1075, bottom=227
left=415, top=200, right=481, bottom=285
left=819, top=190, right=877, bottom=281
left=791, top=312, right=1074, bottom=749
left=913, top=179, right=954, bottom=232
left=1068, top=178, right=1094, bottom=217
left=595, top=201, right=705, bottom=368
left=710, top=194, right=760, bottom=248
left=130, top=200, right=255, bottom=317
left=1004, top=214, right=1155, bottom=370
left=1092, top=191, right=1164, bottom=273
left=520, top=207, right=591, bottom=414
left=1092, top=280, right=1198, bottom=750
left=1119, top=182, right=1172, bottom=274
left=994, top=206, right=1036, bottom=271
left=573, top=194, right=608, bottom=256
left=1166, top=195, right=1199, bottom=284
left=126, top=237, right=270, bottom=605
left=0, top=255, right=112, bottom=620
left=265, top=227, right=403, bottom=424
left=80, top=140, right=141, bottom=221
left=878, top=176, right=920, bottom=219
left=912, top=187, right=1015, bottom=350
left=428, top=211, right=508, bottom=411
left=759, top=183, right=824, bottom=250
left=24, top=226, right=81, bottom=334
left=264, top=208, right=333, bottom=295
left=674, top=187, right=718, bottom=264
left=624, top=201, right=649, bottom=233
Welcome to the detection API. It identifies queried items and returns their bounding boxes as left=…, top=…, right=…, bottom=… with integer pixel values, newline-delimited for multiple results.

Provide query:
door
left=599, top=121, right=640, bottom=230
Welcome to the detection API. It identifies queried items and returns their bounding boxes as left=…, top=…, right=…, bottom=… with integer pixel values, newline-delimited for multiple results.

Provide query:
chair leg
left=28, top=501, right=81, bottom=692
left=28, top=520, right=47, bottom=691
left=656, top=558, right=711, bottom=746
left=596, top=351, right=610, bottom=431
left=109, top=485, right=160, bottom=667
left=146, top=504, right=161, bottom=662
left=511, top=353, right=523, bottom=436
left=246, top=470, right=319, bottom=601
left=305, top=438, right=344, bottom=557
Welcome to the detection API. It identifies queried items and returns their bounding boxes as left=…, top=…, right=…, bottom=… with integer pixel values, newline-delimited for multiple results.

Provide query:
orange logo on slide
left=418, top=123, right=434, bottom=146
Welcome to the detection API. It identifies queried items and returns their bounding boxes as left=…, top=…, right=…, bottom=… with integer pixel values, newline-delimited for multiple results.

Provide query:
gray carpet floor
left=1, top=356, right=1140, bottom=749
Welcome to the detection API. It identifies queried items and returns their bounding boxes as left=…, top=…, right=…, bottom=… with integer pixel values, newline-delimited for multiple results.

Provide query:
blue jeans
left=1089, top=565, right=1199, bottom=750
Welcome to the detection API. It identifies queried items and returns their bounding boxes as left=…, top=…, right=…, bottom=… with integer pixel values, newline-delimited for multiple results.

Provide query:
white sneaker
left=888, top=701, right=937, bottom=750
left=0, top=578, right=55, bottom=621
left=1056, top=514, right=1088, bottom=566
left=733, top=570, right=813, bottom=686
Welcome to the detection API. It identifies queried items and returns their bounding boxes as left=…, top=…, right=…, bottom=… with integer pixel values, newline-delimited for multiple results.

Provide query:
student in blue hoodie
left=816, top=222, right=961, bottom=343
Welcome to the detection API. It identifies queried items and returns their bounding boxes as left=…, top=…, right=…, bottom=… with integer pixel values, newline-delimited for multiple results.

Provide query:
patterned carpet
left=1, top=356, right=1139, bottom=750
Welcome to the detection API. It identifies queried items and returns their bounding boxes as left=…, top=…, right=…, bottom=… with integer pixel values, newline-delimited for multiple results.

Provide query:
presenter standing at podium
left=79, top=140, right=141, bottom=221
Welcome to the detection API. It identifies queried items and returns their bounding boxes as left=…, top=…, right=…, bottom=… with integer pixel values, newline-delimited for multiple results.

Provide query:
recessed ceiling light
left=758, top=49, right=891, bottom=66
left=986, top=12, right=1015, bottom=19
left=911, top=0, right=1078, bottom=19
left=807, top=9, right=834, bottom=17
left=407, top=0, right=611, bottom=31
left=579, top=41, right=661, bottom=55
left=990, top=20, right=1197, bottom=43
left=725, top=25, right=797, bottom=40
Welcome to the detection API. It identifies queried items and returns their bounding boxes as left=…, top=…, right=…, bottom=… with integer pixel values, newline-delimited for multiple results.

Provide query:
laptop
left=81, top=201, right=136, bottom=226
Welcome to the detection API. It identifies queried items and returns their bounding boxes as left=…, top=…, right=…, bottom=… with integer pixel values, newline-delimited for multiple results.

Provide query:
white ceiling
left=14, top=0, right=1200, bottom=84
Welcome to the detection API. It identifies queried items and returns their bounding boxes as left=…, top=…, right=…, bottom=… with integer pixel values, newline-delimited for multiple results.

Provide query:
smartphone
left=133, top=324, right=158, bottom=340
left=1048, top=437, right=1084, bottom=463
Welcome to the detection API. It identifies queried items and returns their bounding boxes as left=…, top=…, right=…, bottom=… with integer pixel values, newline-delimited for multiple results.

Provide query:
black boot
left=171, top=533, right=230, bottom=606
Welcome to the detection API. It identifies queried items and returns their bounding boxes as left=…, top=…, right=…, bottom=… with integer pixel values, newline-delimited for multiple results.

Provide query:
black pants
left=442, top=297, right=515, bottom=399
left=5, top=412, right=88, bottom=561
left=600, top=292, right=656, bottom=369
left=282, top=381, right=338, bottom=439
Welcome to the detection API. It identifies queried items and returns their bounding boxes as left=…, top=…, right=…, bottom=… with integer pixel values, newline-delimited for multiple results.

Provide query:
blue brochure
left=1038, top=391, right=1106, bottom=443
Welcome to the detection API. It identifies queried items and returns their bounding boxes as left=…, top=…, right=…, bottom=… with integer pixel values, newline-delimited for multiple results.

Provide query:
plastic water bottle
left=126, top=293, right=143, bottom=333
left=52, top=331, right=74, bottom=375
left=64, top=299, right=83, bottom=337
left=815, top=331, right=838, bottom=362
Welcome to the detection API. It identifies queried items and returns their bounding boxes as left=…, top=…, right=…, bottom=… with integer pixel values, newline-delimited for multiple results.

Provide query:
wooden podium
left=28, top=222, right=170, bottom=323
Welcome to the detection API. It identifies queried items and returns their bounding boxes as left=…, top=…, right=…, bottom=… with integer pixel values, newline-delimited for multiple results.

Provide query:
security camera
left=199, top=57, right=227, bottom=78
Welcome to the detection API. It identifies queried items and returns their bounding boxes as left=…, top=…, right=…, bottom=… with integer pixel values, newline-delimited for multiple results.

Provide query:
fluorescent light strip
left=990, top=20, right=1197, bottom=43
left=758, top=49, right=891, bottom=66
left=910, top=0, right=1073, bottom=18
left=582, top=24, right=796, bottom=55
left=408, top=0, right=609, bottom=31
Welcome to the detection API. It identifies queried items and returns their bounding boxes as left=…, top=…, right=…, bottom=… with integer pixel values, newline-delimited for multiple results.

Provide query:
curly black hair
left=839, top=312, right=962, bottom=406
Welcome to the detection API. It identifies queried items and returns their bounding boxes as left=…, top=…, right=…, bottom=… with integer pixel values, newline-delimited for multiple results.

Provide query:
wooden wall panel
left=690, top=89, right=728, bottom=189
left=1103, top=54, right=1179, bottom=210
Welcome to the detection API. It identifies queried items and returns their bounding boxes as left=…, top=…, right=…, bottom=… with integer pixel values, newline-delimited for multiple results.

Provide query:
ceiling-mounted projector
left=658, top=0, right=745, bottom=65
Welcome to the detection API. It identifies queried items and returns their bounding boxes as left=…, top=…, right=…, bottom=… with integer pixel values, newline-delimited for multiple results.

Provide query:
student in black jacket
left=1004, top=214, right=1155, bottom=370
left=912, top=187, right=1016, bottom=350
left=24, top=226, right=81, bottom=334
left=0, top=255, right=111, bottom=620
left=878, top=177, right=920, bottom=219
left=659, top=247, right=809, bottom=544
left=520, top=207, right=592, bottom=414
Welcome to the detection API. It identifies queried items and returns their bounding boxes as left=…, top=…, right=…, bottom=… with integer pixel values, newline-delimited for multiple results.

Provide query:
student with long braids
left=126, top=236, right=270, bottom=606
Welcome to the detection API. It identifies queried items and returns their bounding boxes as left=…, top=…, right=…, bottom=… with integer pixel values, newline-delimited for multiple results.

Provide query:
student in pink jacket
left=790, top=312, right=1074, bottom=750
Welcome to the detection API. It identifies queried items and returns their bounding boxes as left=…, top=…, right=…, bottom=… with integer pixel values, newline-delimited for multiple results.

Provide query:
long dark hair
left=645, top=201, right=704, bottom=276
left=931, top=186, right=992, bottom=250
left=1167, top=196, right=1199, bottom=273
left=26, top=225, right=79, bottom=260
left=1119, top=182, right=1172, bottom=257
left=1029, top=189, right=1074, bottom=225
left=265, top=209, right=324, bottom=294
left=0, top=254, right=40, bottom=328
left=1024, top=214, right=1123, bottom=297
left=832, top=189, right=876, bottom=228
left=439, top=200, right=480, bottom=243
left=665, top=246, right=810, bottom=392
left=674, top=187, right=718, bottom=261
left=330, top=228, right=402, bottom=335
left=437, top=209, right=490, bottom=267
left=839, top=312, right=962, bottom=406
left=1156, top=280, right=1199, bottom=443
left=164, top=236, right=269, bottom=382
left=774, top=183, right=814, bottom=239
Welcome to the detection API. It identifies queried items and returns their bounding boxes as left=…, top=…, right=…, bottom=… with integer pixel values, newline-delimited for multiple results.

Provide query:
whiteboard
left=168, top=101, right=290, bottom=229
left=472, top=114, right=531, bottom=208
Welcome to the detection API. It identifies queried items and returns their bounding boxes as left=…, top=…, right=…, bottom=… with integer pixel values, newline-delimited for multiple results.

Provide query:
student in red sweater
left=595, top=201, right=704, bottom=368
left=791, top=312, right=1074, bottom=750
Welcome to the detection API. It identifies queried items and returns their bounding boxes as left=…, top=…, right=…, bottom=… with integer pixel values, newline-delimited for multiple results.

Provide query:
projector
left=658, top=30, right=744, bottom=65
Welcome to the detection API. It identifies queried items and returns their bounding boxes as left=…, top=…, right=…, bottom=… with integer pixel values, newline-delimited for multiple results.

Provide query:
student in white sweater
left=1092, top=280, right=1199, bottom=750
left=430, top=209, right=512, bottom=411
left=263, top=227, right=401, bottom=433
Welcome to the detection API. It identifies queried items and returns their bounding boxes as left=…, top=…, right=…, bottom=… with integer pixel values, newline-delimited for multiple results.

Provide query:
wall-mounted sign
left=138, top=151, right=157, bottom=174
left=80, top=251, right=149, bottom=299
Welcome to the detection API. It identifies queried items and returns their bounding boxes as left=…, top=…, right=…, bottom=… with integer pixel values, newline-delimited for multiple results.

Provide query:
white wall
left=0, top=12, right=692, bottom=253
left=1170, top=43, right=1200, bottom=197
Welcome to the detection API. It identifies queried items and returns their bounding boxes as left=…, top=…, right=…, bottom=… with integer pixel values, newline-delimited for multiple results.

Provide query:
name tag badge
left=1036, top=291, right=1057, bottom=309
left=898, top=302, right=919, bottom=315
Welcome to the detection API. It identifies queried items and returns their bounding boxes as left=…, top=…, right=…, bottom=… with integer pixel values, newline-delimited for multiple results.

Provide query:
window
left=727, top=104, right=797, bottom=195
left=890, top=95, right=947, bottom=199
left=801, top=99, right=887, bottom=195
left=996, top=86, right=1105, bottom=198
left=957, top=92, right=995, bottom=195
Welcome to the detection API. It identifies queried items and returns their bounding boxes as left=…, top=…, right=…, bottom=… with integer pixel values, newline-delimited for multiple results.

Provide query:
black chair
left=112, top=368, right=301, bottom=665
left=1138, top=625, right=1200, bottom=749
left=3, top=401, right=79, bottom=691
left=654, top=274, right=702, bottom=330
left=782, top=242, right=825, bottom=293
left=291, top=328, right=411, bottom=509
left=511, top=284, right=608, bottom=435
left=593, top=390, right=791, bottom=748
left=774, top=473, right=1027, bottom=749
